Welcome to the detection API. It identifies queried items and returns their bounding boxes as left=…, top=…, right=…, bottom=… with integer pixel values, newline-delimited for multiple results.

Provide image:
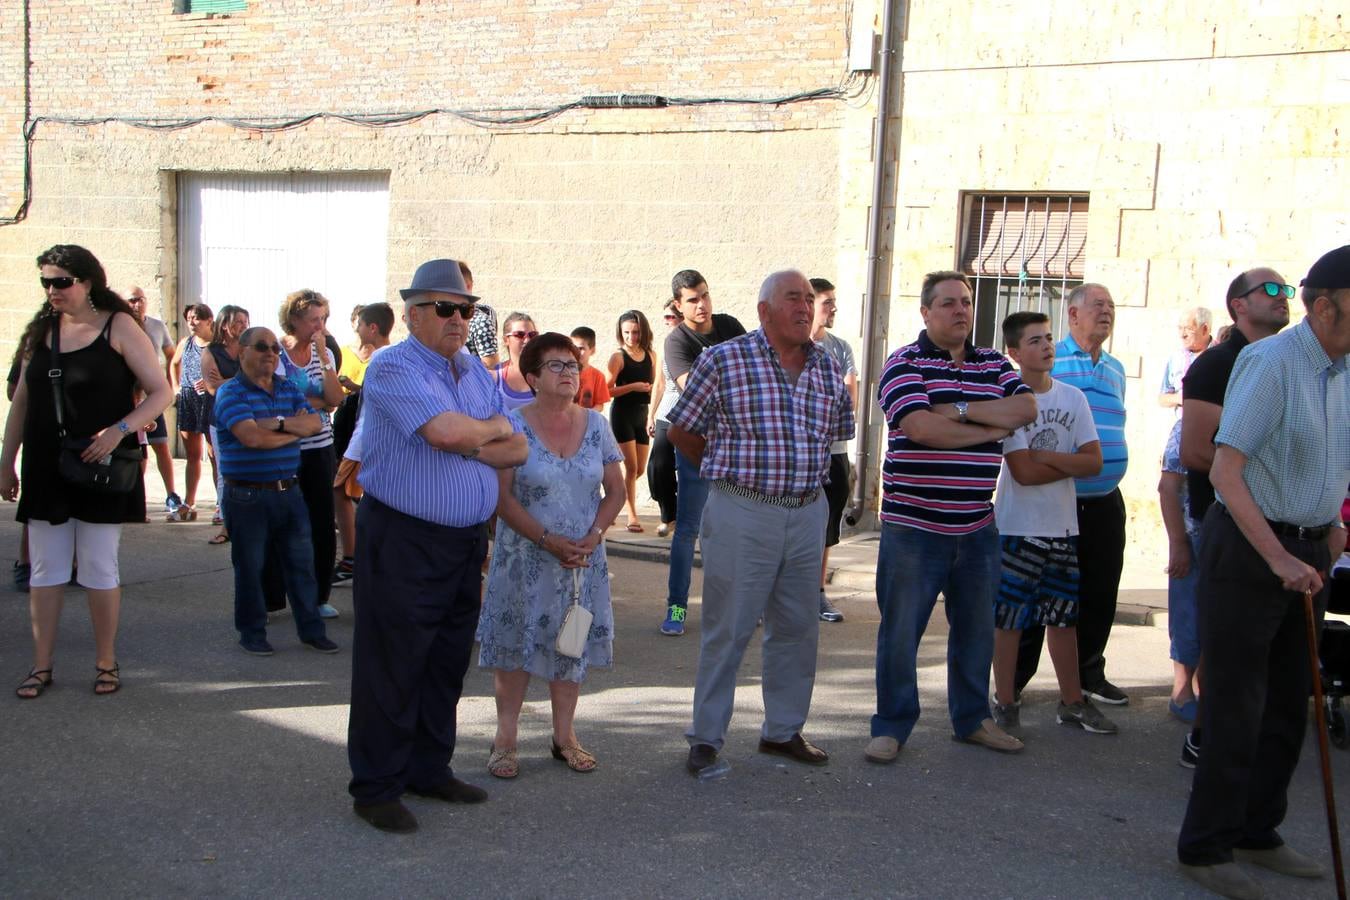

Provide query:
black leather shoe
left=687, top=743, right=718, bottom=775
left=408, top=776, right=488, bottom=804
left=758, top=733, right=829, bottom=766
left=353, top=800, right=418, bottom=834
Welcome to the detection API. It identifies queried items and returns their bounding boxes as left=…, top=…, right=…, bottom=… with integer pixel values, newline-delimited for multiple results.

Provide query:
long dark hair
left=20, top=244, right=135, bottom=359
left=615, top=309, right=653, bottom=354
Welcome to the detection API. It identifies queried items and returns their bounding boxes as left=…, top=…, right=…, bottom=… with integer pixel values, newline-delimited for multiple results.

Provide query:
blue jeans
left=225, top=482, right=326, bottom=643
left=872, top=521, right=999, bottom=742
left=666, top=448, right=711, bottom=608
left=1168, top=529, right=1201, bottom=667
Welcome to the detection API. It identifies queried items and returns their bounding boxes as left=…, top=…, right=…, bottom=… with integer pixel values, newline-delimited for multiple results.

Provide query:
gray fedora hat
left=398, top=258, right=480, bottom=302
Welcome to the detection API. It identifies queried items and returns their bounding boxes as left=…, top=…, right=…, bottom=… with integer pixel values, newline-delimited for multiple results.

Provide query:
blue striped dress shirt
left=1051, top=333, right=1127, bottom=497
left=357, top=337, right=510, bottom=527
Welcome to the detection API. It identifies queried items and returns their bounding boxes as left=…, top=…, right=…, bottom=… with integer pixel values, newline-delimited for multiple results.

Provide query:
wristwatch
left=462, top=446, right=481, bottom=460
left=116, top=420, right=130, bottom=434
left=275, top=416, right=286, bottom=433
left=954, top=401, right=969, bottom=424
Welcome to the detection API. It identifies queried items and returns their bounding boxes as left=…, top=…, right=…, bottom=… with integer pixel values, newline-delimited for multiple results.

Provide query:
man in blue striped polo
left=866, top=271, right=1037, bottom=763
left=214, top=326, right=338, bottom=657
left=1014, top=284, right=1130, bottom=706
left=346, top=259, right=527, bottom=834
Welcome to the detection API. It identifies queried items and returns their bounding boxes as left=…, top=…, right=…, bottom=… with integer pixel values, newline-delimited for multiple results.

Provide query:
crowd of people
left=4, top=242, right=1348, bottom=900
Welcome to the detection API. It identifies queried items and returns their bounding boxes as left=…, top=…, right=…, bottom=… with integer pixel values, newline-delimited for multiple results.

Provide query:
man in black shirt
left=660, top=269, right=746, bottom=635
left=1174, top=265, right=1291, bottom=768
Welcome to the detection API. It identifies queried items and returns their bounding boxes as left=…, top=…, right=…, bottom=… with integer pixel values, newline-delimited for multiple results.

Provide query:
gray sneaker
left=1057, top=700, right=1118, bottom=734
left=992, top=702, right=1019, bottom=729
left=818, top=591, right=844, bottom=623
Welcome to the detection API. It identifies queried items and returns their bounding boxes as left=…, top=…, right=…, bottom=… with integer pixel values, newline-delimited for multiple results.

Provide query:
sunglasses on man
left=413, top=300, right=476, bottom=319
left=40, top=276, right=80, bottom=290
left=1244, top=281, right=1296, bottom=300
left=248, top=341, right=284, bottom=355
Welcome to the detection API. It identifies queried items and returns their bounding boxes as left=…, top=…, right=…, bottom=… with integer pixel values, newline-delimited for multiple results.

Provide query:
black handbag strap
left=47, top=318, right=68, bottom=439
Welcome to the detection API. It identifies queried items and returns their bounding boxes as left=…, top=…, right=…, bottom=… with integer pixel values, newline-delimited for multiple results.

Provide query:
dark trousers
left=1015, top=488, right=1125, bottom=693
left=224, top=482, right=325, bottom=643
left=347, top=495, right=487, bottom=805
left=646, top=420, right=678, bottom=524
left=264, top=444, right=336, bottom=613
left=1177, top=506, right=1329, bottom=865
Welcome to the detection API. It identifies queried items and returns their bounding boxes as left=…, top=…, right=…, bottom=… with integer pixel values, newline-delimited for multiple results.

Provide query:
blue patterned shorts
left=995, top=534, right=1079, bottom=630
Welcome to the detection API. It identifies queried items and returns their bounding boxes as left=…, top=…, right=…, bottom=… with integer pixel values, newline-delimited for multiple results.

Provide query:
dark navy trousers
left=346, top=494, right=487, bottom=805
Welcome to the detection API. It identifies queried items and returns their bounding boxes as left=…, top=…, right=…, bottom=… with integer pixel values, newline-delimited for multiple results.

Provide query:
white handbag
left=555, top=568, right=593, bottom=659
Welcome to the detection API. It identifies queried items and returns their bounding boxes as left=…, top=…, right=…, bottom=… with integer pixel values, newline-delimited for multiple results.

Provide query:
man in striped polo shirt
left=866, top=271, right=1036, bottom=763
left=1013, top=284, right=1130, bottom=706
left=213, top=326, right=338, bottom=658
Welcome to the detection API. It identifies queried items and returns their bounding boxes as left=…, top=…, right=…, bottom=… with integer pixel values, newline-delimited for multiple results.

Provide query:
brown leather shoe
left=407, top=776, right=489, bottom=804
left=353, top=800, right=419, bottom=834
left=956, top=718, right=1024, bottom=754
left=758, top=733, right=829, bottom=766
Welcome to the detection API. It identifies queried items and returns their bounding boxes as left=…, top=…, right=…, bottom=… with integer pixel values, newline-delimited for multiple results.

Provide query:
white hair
left=1178, top=306, right=1212, bottom=329
left=758, top=269, right=809, bottom=305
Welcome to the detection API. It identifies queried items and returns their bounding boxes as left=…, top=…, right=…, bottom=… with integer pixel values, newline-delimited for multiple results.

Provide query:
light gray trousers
left=685, top=486, right=827, bottom=750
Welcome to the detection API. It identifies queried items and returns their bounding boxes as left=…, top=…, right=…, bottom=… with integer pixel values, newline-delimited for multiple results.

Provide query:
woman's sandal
left=487, top=746, right=519, bottom=779
left=94, top=663, right=120, bottom=696
left=16, top=668, right=52, bottom=700
left=208, top=531, right=230, bottom=545
left=551, top=740, right=598, bottom=773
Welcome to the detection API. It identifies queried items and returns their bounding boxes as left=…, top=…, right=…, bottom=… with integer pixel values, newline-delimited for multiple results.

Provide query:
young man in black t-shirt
left=659, top=269, right=745, bottom=635
left=1173, top=265, right=1291, bottom=768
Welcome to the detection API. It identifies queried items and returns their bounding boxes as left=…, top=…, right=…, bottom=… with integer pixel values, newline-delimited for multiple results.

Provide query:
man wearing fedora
left=346, top=259, right=527, bottom=834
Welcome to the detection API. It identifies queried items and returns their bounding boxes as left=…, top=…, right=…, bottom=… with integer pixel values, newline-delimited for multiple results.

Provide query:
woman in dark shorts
left=606, top=309, right=655, bottom=532
left=169, top=303, right=216, bottom=521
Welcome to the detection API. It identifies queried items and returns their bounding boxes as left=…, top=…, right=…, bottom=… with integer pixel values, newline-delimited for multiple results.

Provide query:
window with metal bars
left=959, top=193, right=1088, bottom=350
left=175, top=0, right=246, bottom=12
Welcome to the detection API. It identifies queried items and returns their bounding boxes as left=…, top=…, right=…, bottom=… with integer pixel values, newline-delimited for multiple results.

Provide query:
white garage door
left=178, top=172, right=390, bottom=347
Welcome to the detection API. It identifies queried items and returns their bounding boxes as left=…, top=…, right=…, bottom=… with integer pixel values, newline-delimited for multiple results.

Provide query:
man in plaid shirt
left=668, top=270, right=855, bottom=775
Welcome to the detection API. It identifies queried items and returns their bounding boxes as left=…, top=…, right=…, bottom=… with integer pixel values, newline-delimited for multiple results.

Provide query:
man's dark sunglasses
left=415, top=300, right=475, bottom=320
left=249, top=341, right=283, bottom=355
left=40, top=276, right=79, bottom=290
left=1244, top=281, right=1295, bottom=300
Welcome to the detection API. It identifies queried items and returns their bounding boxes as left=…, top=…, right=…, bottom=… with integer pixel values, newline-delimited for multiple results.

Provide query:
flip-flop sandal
left=488, top=746, right=519, bottom=779
left=208, top=531, right=230, bottom=545
left=94, top=663, right=120, bottom=696
left=15, top=668, right=52, bottom=699
left=625, top=522, right=644, bottom=533
left=551, top=741, right=597, bottom=773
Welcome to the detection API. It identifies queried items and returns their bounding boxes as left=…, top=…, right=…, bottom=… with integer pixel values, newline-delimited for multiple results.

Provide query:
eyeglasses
left=662, top=313, right=680, bottom=322
left=1244, top=281, right=1296, bottom=300
left=540, top=360, right=580, bottom=375
left=506, top=330, right=539, bottom=340
left=249, top=341, right=283, bottom=355
left=414, top=300, right=475, bottom=320
left=40, top=276, right=79, bottom=290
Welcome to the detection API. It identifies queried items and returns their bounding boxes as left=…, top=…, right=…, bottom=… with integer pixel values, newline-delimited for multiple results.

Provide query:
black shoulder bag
left=49, top=319, right=140, bottom=494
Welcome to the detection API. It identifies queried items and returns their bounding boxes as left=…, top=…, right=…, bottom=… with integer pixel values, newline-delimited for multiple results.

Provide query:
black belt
left=1218, top=503, right=1334, bottom=541
left=714, top=479, right=819, bottom=509
left=226, top=477, right=296, bottom=491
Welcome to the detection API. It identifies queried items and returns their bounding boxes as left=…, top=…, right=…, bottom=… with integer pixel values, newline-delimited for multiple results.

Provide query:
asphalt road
left=1, top=515, right=1345, bottom=899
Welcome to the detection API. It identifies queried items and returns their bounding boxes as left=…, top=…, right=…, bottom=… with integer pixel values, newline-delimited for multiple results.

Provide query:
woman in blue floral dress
left=478, top=332, right=626, bottom=778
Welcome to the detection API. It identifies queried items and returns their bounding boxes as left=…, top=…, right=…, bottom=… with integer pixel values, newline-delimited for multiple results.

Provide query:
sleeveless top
left=180, top=337, right=206, bottom=393
left=18, top=311, right=145, bottom=525
left=611, top=348, right=653, bottom=412
left=207, top=344, right=241, bottom=426
left=494, top=361, right=535, bottom=412
left=279, top=343, right=334, bottom=451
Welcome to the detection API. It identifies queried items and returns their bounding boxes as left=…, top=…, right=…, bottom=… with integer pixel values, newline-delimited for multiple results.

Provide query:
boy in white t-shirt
left=992, top=312, right=1117, bottom=735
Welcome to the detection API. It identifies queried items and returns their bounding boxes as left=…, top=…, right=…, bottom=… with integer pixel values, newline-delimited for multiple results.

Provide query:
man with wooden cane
left=1177, top=245, right=1350, bottom=899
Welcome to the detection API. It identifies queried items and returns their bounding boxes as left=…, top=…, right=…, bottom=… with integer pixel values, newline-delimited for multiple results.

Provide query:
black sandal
left=16, top=668, right=53, bottom=699
left=94, top=663, right=120, bottom=696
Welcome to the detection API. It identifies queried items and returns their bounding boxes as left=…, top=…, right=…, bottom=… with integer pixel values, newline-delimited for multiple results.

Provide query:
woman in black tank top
left=606, top=310, right=656, bottom=531
left=1, top=244, right=173, bottom=699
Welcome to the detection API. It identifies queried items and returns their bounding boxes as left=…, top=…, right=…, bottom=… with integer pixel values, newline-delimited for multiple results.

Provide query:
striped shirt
left=278, top=344, right=335, bottom=451
left=667, top=329, right=854, bottom=498
left=1216, top=318, right=1350, bottom=527
left=357, top=336, right=510, bottom=527
left=213, top=373, right=314, bottom=482
left=878, top=330, right=1030, bottom=534
left=1051, top=333, right=1127, bottom=497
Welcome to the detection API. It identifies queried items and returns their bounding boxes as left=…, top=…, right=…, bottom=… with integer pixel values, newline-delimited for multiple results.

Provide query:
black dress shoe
left=408, top=776, right=488, bottom=804
left=758, top=733, right=829, bottom=766
left=687, top=743, right=718, bottom=775
left=353, top=800, right=418, bottom=833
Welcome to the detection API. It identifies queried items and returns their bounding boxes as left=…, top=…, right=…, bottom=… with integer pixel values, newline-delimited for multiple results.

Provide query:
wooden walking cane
left=1304, top=587, right=1347, bottom=900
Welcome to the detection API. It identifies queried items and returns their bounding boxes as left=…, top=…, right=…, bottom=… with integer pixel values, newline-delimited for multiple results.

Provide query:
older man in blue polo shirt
left=1014, top=283, right=1131, bottom=706
left=214, top=326, right=337, bottom=657
left=346, top=259, right=527, bottom=834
